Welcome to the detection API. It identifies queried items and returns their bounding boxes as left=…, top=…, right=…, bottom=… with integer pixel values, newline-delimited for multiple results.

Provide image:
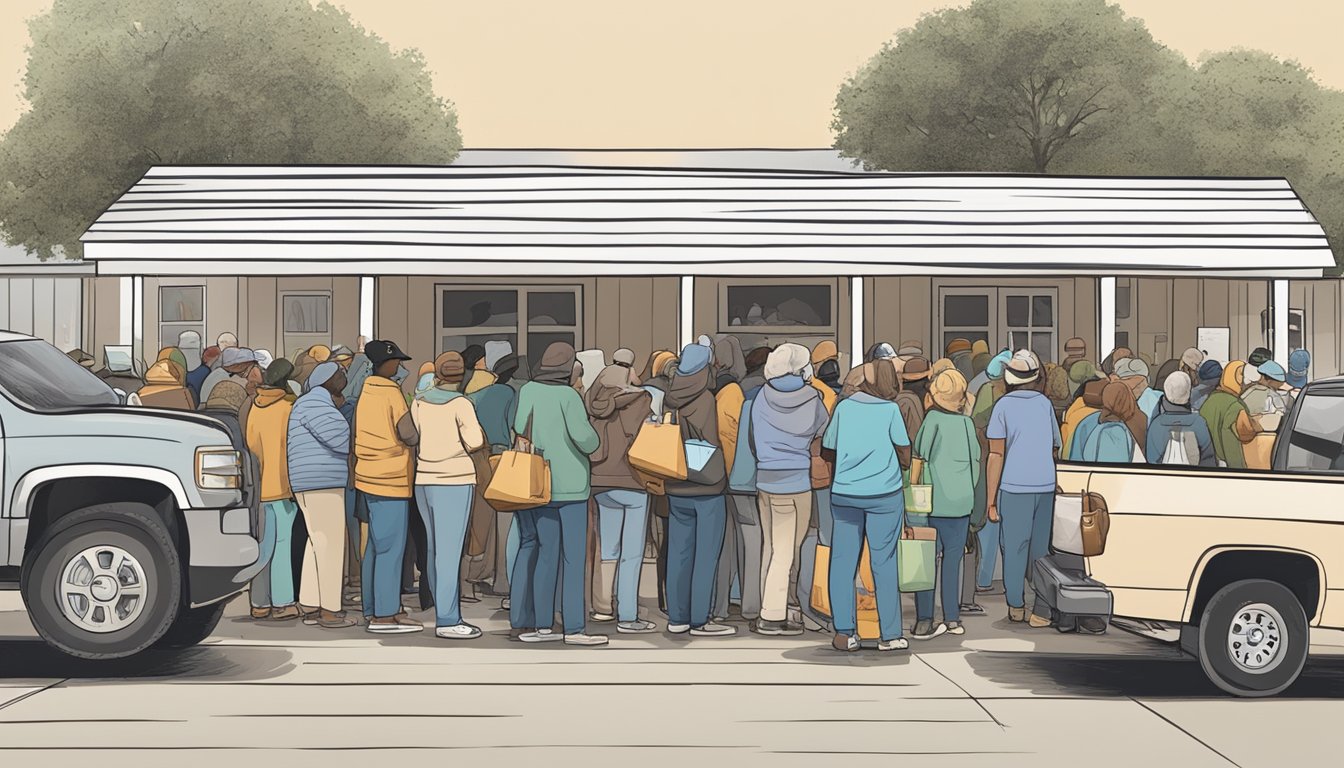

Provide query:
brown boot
left=317, top=609, right=357, bottom=629
left=250, top=607, right=271, bottom=620
left=1008, top=607, right=1027, bottom=623
left=832, top=633, right=858, bottom=652
left=268, top=605, right=301, bottom=621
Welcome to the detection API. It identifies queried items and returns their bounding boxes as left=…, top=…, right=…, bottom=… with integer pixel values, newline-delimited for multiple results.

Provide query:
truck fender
left=9, top=465, right=192, bottom=519
left=1181, top=545, right=1327, bottom=625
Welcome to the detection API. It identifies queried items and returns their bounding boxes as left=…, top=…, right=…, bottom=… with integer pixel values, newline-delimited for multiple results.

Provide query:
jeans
left=510, top=508, right=541, bottom=629
left=251, top=499, right=299, bottom=607
left=666, top=495, right=727, bottom=628
left=513, top=501, right=588, bottom=635
left=594, top=489, right=649, bottom=623
left=976, top=519, right=1000, bottom=589
left=829, top=493, right=904, bottom=642
left=913, top=515, right=970, bottom=623
left=249, top=501, right=277, bottom=609
left=998, top=491, right=1054, bottom=618
left=360, top=493, right=410, bottom=619
left=814, top=488, right=834, bottom=548
left=415, top=484, right=474, bottom=628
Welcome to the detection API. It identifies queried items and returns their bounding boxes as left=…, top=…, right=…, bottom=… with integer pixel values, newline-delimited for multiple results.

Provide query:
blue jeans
left=998, top=491, right=1054, bottom=617
left=829, top=493, right=904, bottom=642
left=666, top=495, right=727, bottom=628
left=976, top=519, right=1000, bottom=589
left=912, top=515, right=970, bottom=623
left=249, top=501, right=278, bottom=609
left=510, top=508, right=541, bottom=629
left=249, top=499, right=299, bottom=608
left=414, top=484, right=474, bottom=628
left=360, top=493, right=409, bottom=619
left=595, top=489, right=649, bottom=623
left=512, top=501, right=588, bottom=635
left=814, top=488, right=834, bottom=548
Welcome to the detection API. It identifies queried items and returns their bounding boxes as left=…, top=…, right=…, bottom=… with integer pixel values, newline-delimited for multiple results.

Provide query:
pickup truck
left=0, top=332, right=263, bottom=659
left=1058, top=374, right=1344, bottom=697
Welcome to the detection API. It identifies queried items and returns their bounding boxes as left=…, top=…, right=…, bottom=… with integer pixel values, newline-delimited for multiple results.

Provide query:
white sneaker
left=590, top=612, right=616, bottom=623
left=519, top=629, right=563, bottom=643
left=878, top=637, right=910, bottom=651
left=501, top=597, right=510, bottom=610
left=944, top=621, right=965, bottom=636
left=617, top=619, right=657, bottom=634
left=563, top=633, right=609, bottom=647
left=690, top=622, right=737, bottom=637
left=435, top=624, right=482, bottom=640
left=667, top=623, right=691, bottom=634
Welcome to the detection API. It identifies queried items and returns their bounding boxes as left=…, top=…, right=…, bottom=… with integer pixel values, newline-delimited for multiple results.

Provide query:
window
left=1283, top=392, right=1344, bottom=473
left=724, top=283, right=833, bottom=331
left=283, top=295, right=332, bottom=335
left=159, top=286, right=204, bottom=348
left=1261, top=308, right=1306, bottom=353
left=1005, top=292, right=1056, bottom=364
left=1115, top=280, right=1132, bottom=320
left=937, top=286, right=1057, bottom=361
left=437, top=285, right=582, bottom=376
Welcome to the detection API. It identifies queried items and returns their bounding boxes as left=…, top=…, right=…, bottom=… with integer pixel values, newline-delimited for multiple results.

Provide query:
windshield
left=0, top=339, right=121, bottom=411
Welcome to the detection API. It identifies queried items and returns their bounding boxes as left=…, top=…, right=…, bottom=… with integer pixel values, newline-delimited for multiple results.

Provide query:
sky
left=1, top=0, right=1341, bottom=147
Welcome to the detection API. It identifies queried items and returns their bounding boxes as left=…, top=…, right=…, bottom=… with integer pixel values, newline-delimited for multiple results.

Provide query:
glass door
left=937, top=286, right=1058, bottom=362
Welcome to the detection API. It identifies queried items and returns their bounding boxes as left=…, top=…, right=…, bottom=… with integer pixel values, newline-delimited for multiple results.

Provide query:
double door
left=938, top=286, right=1059, bottom=363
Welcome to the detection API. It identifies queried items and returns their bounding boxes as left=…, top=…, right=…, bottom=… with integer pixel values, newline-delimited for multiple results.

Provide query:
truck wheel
left=1197, top=579, right=1308, bottom=697
left=155, top=603, right=227, bottom=649
left=20, top=503, right=182, bottom=660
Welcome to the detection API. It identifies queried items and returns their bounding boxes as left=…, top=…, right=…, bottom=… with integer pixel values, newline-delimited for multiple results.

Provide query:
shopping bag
left=810, top=544, right=832, bottom=616
left=484, top=413, right=551, bottom=512
left=683, top=437, right=726, bottom=486
left=1051, top=493, right=1085, bottom=555
left=628, top=413, right=688, bottom=481
left=898, top=527, right=937, bottom=592
left=904, top=483, right=934, bottom=515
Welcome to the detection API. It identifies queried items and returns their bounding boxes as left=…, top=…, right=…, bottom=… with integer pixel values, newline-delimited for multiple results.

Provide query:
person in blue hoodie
left=749, top=343, right=830, bottom=637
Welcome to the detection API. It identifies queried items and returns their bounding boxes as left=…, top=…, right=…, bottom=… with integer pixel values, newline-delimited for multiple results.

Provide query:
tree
left=832, top=0, right=1191, bottom=174
left=0, top=0, right=462, bottom=259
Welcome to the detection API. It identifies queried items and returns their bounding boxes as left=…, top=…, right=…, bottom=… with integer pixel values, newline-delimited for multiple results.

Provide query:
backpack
left=1080, top=421, right=1137, bottom=464
left=1159, top=425, right=1201, bottom=466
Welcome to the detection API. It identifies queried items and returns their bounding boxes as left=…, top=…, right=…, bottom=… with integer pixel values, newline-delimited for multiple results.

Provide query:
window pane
left=440, top=332, right=518, bottom=357
left=442, top=290, right=517, bottom=329
left=726, top=285, right=831, bottom=328
left=943, top=295, right=989, bottom=328
left=1284, top=394, right=1344, bottom=472
left=1031, top=332, right=1054, bottom=364
left=283, top=295, right=330, bottom=334
left=1005, top=295, right=1029, bottom=328
left=1116, top=284, right=1132, bottom=319
left=527, top=291, right=577, bottom=327
left=1031, top=296, right=1053, bottom=327
left=528, top=331, right=577, bottom=370
left=161, top=287, right=203, bottom=323
left=1011, top=331, right=1028, bottom=351
left=1116, top=331, right=1130, bottom=350
left=944, top=331, right=989, bottom=352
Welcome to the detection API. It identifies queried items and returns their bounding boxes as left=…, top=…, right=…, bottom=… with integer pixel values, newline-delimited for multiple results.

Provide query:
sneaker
left=832, top=633, right=859, bottom=652
left=297, top=604, right=319, bottom=623
left=1028, top=613, right=1054, bottom=629
left=501, top=597, right=511, bottom=611
left=1077, top=616, right=1108, bottom=635
left=912, top=620, right=948, bottom=640
left=435, top=623, right=483, bottom=640
left=367, top=616, right=423, bottom=634
left=1008, top=607, right=1027, bottom=623
left=519, top=629, right=564, bottom=643
left=802, top=614, right=827, bottom=632
left=753, top=619, right=804, bottom=637
left=690, top=622, right=737, bottom=637
left=617, top=620, right=657, bottom=634
left=944, top=621, right=965, bottom=636
left=976, top=585, right=995, bottom=594
left=877, top=637, right=910, bottom=651
left=317, top=610, right=357, bottom=629
left=563, top=633, right=609, bottom=646
left=249, top=607, right=270, bottom=620
left=959, top=603, right=987, bottom=616
left=666, top=623, right=691, bottom=635
left=590, top=612, right=616, bottom=623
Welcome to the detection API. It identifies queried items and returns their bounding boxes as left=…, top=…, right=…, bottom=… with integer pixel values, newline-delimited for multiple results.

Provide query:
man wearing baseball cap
left=353, top=340, right=422, bottom=633
left=985, top=350, right=1061, bottom=629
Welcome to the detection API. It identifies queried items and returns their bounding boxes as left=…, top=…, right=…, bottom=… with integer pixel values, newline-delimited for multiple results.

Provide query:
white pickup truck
left=1058, top=374, right=1344, bottom=696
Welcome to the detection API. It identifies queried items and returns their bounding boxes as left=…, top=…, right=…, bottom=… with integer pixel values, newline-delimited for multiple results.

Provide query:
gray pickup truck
left=0, top=332, right=263, bottom=659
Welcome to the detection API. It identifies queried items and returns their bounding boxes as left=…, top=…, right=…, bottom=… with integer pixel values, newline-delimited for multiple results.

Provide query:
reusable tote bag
left=904, top=457, right=933, bottom=515
left=628, top=412, right=688, bottom=481
left=898, top=526, right=937, bottom=592
left=484, top=412, right=551, bottom=512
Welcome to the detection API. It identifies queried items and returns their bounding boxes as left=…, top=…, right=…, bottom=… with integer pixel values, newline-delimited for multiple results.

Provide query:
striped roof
left=82, top=165, right=1334, bottom=277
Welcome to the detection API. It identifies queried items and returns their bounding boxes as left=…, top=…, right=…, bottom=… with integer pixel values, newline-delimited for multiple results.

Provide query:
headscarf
left=677, top=340, right=713, bottom=376
left=1180, top=347, right=1204, bottom=372
left=585, top=362, right=648, bottom=419
left=1099, top=381, right=1146, bottom=449
left=930, top=369, right=969, bottom=413
left=307, top=361, right=340, bottom=393
left=764, top=343, right=811, bottom=381
left=1068, top=360, right=1098, bottom=385
left=145, top=359, right=186, bottom=386
left=1163, top=371, right=1193, bottom=406
left=533, top=341, right=578, bottom=386
left=157, top=347, right=188, bottom=375
left=866, top=342, right=897, bottom=362
left=1220, top=361, right=1246, bottom=397
left=177, top=331, right=203, bottom=371
left=857, top=361, right=900, bottom=401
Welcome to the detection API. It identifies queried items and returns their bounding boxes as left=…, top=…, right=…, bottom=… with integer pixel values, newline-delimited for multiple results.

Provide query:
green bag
left=898, top=528, right=937, bottom=592
left=904, top=483, right=933, bottom=515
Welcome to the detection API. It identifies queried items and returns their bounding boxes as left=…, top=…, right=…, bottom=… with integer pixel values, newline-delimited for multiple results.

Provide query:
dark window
left=283, top=295, right=330, bottom=334
left=945, top=295, right=989, bottom=328
left=726, top=285, right=831, bottom=328
left=528, top=292, right=577, bottom=327
left=1116, top=283, right=1132, bottom=320
left=0, top=340, right=120, bottom=410
left=1284, top=393, right=1344, bottom=473
left=442, top=290, right=518, bottom=329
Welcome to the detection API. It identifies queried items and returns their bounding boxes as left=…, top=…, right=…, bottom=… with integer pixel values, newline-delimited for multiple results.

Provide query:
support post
left=679, top=275, right=694, bottom=351
left=359, top=276, right=376, bottom=343
left=118, top=276, right=133, bottom=346
left=131, top=275, right=144, bottom=371
left=1098, top=276, right=1116, bottom=364
left=850, top=276, right=864, bottom=371
left=1272, top=278, right=1290, bottom=366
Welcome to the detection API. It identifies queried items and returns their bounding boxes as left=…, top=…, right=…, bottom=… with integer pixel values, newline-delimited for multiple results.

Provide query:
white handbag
left=1051, top=493, right=1086, bottom=556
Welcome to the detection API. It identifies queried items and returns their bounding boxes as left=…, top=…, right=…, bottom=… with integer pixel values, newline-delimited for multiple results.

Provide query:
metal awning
left=82, top=165, right=1334, bottom=277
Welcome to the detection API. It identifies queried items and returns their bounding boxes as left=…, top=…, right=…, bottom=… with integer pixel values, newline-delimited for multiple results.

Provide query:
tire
left=155, top=603, right=227, bottom=649
left=1197, top=579, right=1308, bottom=697
left=20, top=503, right=182, bottom=660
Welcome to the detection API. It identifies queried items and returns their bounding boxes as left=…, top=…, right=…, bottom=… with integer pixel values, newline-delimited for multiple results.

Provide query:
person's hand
left=988, top=503, right=1000, bottom=523
left=903, top=526, right=914, bottom=539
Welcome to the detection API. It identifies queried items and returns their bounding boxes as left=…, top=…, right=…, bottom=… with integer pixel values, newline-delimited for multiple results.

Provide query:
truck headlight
left=196, top=447, right=243, bottom=490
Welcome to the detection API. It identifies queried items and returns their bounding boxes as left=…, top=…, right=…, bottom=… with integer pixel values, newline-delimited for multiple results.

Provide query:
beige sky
left=1, top=0, right=1341, bottom=147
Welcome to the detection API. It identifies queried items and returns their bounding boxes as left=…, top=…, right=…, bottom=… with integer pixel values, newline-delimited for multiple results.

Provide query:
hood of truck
left=4, top=405, right=234, bottom=447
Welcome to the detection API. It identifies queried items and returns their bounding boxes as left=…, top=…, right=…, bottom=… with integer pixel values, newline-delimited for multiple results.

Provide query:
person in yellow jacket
left=354, top=340, right=422, bottom=634
left=244, top=360, right=300, bottom=620
left=809, top=340, right=840, bottom=414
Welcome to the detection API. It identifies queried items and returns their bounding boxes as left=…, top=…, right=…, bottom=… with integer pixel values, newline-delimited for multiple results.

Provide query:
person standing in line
left=808, top=340, right=840, bottom=411
left=1190, top=359, right=1223, bottom=411
left=823, top=362, right=911, bottom=652
left=288, top=362, right=357, bottom=628
left=175, top=331, right=207, bottom=403
left=1059, top=338, right=1088, bottom=374
left=399, top=352, right=487, bottom=639
left=1241, top=360, right=1291, bottom=470
left=1287, top=349, right=1312, bottom=395
left=586, top=349, right=656, bottom=634
left=1113, top=357, right=1162, bottom=420
left=750, top=343, right=830, bottom=637
left=910, top=369, right=979, bottom=640
left=474, top=350, right=521, bottom=601
left=1199, top=361, right=1256, bottom=469
left=1147, top=371, right=1216, bottom=467
left=985, top=350, right=1061, bottom=629
left=353, top=340, right=422, bottom=634
left=245, top=360, right=301, bottom=621
left=725, top=345, right=772, bottom=625
left=663, top=338, right=736, bottom=637
left=511, top=342, right=607, bottom=646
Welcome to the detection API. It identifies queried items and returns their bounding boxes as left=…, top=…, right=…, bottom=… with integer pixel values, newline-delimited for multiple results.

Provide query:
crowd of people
left=70, top=328, right=1311, bottom=651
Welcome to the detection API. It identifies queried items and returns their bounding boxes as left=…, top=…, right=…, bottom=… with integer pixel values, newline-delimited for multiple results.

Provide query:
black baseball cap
left=366, top=339, right=413, bottom=366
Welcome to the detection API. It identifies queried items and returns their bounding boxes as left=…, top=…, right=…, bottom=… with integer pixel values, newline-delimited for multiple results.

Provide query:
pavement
left=2, top=588, right=1344, bottom=767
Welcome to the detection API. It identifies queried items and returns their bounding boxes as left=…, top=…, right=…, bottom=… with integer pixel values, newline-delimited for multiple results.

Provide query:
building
left=74, top=154, right=1337, bottom=379
left=0, top=245, right=91, bottom=354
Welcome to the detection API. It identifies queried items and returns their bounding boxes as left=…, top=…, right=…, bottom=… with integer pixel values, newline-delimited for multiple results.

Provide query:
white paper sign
left=1197, top=327, right=1230, bottom=365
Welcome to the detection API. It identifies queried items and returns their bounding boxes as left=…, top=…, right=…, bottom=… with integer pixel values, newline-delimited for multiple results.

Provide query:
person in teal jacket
left=510, top=342, right=606, bottom=647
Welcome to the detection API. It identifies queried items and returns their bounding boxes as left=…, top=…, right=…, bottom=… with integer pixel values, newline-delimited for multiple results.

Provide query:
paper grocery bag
left=628, top=414, right=688, bottom=481
left=484, top=449, right=551, bottom=512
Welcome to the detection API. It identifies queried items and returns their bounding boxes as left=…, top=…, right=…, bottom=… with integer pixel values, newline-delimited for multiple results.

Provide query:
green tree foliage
left=833, top=0, right=1344, bottom=268
left=0, top=0, right=462, bottom=259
